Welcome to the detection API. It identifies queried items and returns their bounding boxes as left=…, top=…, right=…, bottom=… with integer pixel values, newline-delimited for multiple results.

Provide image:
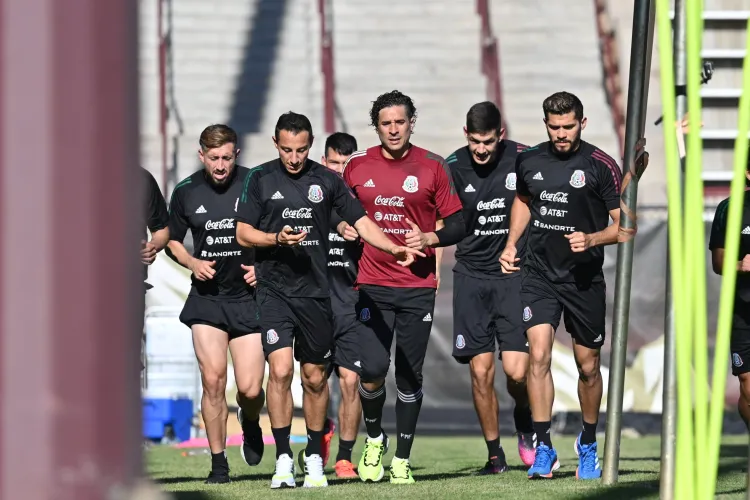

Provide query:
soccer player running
left=235, top=112, right=423, bottom=489
left=321, top=132, right=365, bottom=478
left=344, top=90, right=466, bottom=484
left=445, top=101, right=535, bottom=473
left=499, top=91, right=622, bottom=480
left=166, top=125, right=266, bottom=484
left=709, top=148, right=750, bottom=430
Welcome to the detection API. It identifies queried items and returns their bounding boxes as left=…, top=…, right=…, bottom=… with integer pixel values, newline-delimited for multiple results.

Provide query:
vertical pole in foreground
left=0, top=0, right=157, bottom=499
left=602, top=0, right=656, bottom=484
left=659, top=0, right=687, bottom=497
left=319, top=0, right=336, bottom=134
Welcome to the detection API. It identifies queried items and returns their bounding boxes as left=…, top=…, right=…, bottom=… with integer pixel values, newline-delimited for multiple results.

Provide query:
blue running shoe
left=575, top=434, right=602, bottom=480
left=527, top=444, right=560, bottom=479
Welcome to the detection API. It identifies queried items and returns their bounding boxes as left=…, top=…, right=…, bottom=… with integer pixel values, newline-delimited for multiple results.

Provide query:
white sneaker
left=299, top=452, right=328, bottom=488
left=270, top=454, right=296, bottom=489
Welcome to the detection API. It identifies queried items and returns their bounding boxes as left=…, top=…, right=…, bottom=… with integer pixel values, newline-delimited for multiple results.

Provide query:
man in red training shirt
left=342, top=90, right=465, bottom=484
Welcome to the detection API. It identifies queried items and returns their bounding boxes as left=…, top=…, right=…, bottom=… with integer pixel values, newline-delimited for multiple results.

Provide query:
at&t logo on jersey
left=359, top=308, right=371, bottom=322
left=540, top=206, right=568, bottom=218
left=266, top=329, right=279, bottom=345
left=505, top=173, right=517, bottom=190
left=456, top=334, right=466, bottom=349
left=374, top=211, right=404, bottom=222
left=570, top=170, right=586, bottom=188
left=402, top=175, right=419, bottom=193
left=523, top=306, right=533, bottom=322
left=308, top=184, right=324, bottom=203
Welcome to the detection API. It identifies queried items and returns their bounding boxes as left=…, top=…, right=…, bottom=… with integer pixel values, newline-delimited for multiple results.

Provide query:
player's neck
left=380, top=143, right=412, bottom=161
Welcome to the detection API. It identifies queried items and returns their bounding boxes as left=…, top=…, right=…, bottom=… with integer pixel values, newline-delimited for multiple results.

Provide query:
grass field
left=148, top=434, right=750, bottom=499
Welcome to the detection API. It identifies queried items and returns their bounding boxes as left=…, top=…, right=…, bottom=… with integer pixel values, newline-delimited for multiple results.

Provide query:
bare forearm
left=150, top=227, right=170, bottom=252
left=166, top=241, right=194, bottom=269
left=354, top=217, right=396, bottom=254
left=507, top=197, right=531, bottom=248
left=587, top=223, right=619, bottom=248
left=237, top=222, right=277, bottom=248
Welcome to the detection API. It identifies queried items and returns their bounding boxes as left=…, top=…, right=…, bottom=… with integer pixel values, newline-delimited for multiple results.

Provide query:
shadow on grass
left=572, top=479, right=660, bottom=499
left=172, top=493, right=212, bottom=500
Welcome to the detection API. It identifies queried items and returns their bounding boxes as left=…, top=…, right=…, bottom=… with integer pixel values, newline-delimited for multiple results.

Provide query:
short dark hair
left=199, top=124, right=238, bottom=151
left=274, top=111, right=314, bottom=141
left=324, top=132, right=358, bottom=157
left=466, top=102, right=502, bottom=134
left=369, top=90, right=417, bottom=128
left=543, top=91, right=584, bottom=121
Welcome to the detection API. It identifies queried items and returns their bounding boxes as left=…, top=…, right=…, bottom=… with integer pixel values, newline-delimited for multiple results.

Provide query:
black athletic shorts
left=520, top=268, right=606, bottom=349
left=179, top=294, right=260, bottom=340
left=452, top=272, right=528, bottom=362
left=256, top=287, right=334, bottom=365
left=731, top=328, right=750, bottom=376
left=355, top=284, right=435, bottom=385
left=331, top=310, right=364, bottom=375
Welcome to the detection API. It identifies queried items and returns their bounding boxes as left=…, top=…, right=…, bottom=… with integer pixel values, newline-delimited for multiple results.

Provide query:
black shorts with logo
left=452, top=272, right=528, bottom=362
left=331, top=309, right=365, bottom=375
left=179, top=294, right=260, bottom=340
left=256, top=286, right=334, bottom=365
left=355, top=284, right=436, bottom=385
left=730, top=296, right=750, bottom=376
left=519, top=268, right=606, bottom=349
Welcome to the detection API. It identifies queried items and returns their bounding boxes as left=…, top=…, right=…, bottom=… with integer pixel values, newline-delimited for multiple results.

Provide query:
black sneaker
left=237, top=408, right=264, bottom=466
left=476, top=447, right=508, bottom=475
left=205, top=469, right=231, bottom=484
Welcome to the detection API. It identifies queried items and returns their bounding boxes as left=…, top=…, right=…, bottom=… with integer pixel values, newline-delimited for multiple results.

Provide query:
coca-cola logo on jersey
left=205, top=218, right=235, bottom=231
left=539, top=191, right=569, bottom=203
left=282, top=207, right=313, bottom=219
left=476, top=198, right=505, bottom=211
left=374, top=195, right=405, bottom=207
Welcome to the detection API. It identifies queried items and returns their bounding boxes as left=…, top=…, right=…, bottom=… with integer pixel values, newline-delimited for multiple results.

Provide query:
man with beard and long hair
left=499, top=92, right=622, bottom=480
left=167, top=124, right=266, bottom=483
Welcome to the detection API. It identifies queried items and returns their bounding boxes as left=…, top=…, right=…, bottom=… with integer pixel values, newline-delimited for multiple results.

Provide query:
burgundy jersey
left=343, top=145, right=463, bottom=288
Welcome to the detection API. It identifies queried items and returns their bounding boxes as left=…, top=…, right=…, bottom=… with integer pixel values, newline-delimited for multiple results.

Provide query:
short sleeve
left=235, top=168, right=263, bottom=227
left=168, top=187, right=189, bottom=243
left=434, top=159, right=463, bottom=218
left=594, top=156, right=623, bottom=212
left=145, top=170, right=169, bottom=231
left=515, top=156, right=530, bottom=197
left=330, top=209, right=344, bottom=229
left=330, top=174, right=366, bottom=226
left=709, top=199, right=729, bottom=250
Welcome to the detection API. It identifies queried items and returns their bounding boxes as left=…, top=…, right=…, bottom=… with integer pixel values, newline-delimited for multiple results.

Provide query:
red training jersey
left=343, top=145, right=463, bottom=288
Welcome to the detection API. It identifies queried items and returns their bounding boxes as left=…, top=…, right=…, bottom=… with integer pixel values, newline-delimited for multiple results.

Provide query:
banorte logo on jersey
left=505, top=173, right=517, bottom=190
left=282, top=207, right=313, bottom=219
left=205, top=218, right=235, bottom=231
left=374, top=195, right=405, bottom=207
left=402, top=175, right=419, bottom=194
left=308, top=184, right=324, bottom=203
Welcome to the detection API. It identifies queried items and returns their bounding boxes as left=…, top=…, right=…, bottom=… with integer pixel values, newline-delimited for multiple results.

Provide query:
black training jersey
left=327, top=212, right=362, bottom=314
left=142, top=167, right=169, bottom=282
left=709, top=191, right=750, bottom=299
left=515, top=141, right=622, bottom=284
left=236, top=158, right=367, bottom=298
left=447, top=141, right=528, bottom=279
left=168, top=166, right=255, bottom=299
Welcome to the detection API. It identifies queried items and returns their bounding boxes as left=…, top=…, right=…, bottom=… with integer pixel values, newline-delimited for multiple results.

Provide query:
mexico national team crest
left=456, top=334, right=466, bottom=349
left=266, top=329, right=279, bottom=344
left=402, top=175, right=419, bottom=193
left=505, top=173, right=517, bottom=190
left=359, top=307, right=371, bottom=322
left=523, top=306, right=533, bottom=322
left=733, top=353, right=743, bottom=368
left=308, top=184, right=324, bottom=203
left=569, top=169, right=586, bottom=188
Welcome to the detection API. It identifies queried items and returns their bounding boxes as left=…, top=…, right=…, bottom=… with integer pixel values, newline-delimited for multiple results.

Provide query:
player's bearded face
left=545, top=111, right=587, bottom=154
left=198, top=143, right=238, bottom=185
left=465, top=129, right=503, bottom=165
left=376, top=105, right=413, bottom=157
left=274, top=130, right=313, bottom=174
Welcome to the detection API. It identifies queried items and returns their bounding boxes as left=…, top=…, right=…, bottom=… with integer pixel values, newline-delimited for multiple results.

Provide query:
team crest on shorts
left=456, top=334, right=466, bottom=349
left=402, top=175, right=419, bottom=193
left=569, top=169, right=586, bottom=188
left=266, top=329, right=279, bottom=344
left=733, top=353, right=743, bottom=367
left=359, top=307, right=371, bottom=322
left=505, top=173, right=517, bottom=190
left=308, top=184, right=324, bottom=203
left=523, top=306, right=533, bottom=322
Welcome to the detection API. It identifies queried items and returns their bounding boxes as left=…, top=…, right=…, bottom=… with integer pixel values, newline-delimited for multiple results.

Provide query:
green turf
left=147, top=435, right=750, bottom=499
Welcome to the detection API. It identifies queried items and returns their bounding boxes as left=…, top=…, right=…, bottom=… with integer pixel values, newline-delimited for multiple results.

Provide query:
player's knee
left=301, top=364, right=327, bottom=394
left=269, top=360, right=294, bottom=386
left=528, top=347, right=551, bottom=375
left=505, top=366, right=527, bottom=386
left=739, top=373, right=750, bottom=401
left=469, top=360, right=494, bottom=388
left=395, top=372, right=422, bottom=396
left=576, top=357, right=601, bottom=383
left=200, top=371, right=227, bottom=401
left=236, top=378, right=264, bottom=400
left=339, top=369, right=360, bottom=395
left=361, top=357, right=389, bottom=383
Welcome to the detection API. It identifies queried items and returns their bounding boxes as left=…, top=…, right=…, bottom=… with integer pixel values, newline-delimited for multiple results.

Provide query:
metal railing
left=593, top=0, right=627, bottom=158
left=319, top=0, right=336, bottom=134
left=476, top=0, right=508, bottom=134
